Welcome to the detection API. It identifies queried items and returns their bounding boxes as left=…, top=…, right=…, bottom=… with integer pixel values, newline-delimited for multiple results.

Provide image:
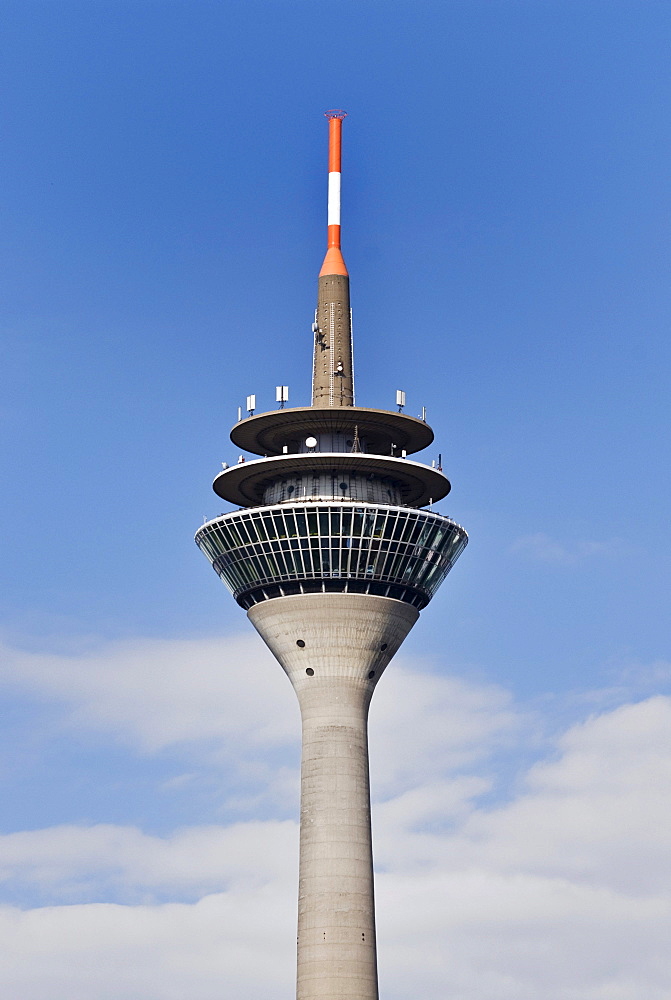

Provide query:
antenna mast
left=312, top=110, right=354, bottom=407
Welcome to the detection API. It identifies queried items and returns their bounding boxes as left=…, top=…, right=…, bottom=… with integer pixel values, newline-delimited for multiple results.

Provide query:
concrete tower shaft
left=248, top=593, right=419, bottom=1000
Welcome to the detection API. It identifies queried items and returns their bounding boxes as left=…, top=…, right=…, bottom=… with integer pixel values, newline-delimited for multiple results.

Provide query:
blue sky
left=1, top=2, right=670, bottom=997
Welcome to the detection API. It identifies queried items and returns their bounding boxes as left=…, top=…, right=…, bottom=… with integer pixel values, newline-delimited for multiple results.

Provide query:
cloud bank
left=0, top=633, right=669, bottom=998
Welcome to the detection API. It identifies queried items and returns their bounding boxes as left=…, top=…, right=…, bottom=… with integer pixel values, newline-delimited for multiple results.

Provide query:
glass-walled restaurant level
left=196, top=503, right=467, bottom=610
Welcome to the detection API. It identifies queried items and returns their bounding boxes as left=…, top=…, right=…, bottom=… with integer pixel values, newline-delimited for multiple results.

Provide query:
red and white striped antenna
left=320, top=110, right=349, bottom=277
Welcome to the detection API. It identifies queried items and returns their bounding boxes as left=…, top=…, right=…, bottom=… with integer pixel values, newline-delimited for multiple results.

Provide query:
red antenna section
left=320, top=110, right=348, bottom=277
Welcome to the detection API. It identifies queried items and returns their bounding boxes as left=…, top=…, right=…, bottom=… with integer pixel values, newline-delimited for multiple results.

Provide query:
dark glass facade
left=196, top=503, right=467, bottom=610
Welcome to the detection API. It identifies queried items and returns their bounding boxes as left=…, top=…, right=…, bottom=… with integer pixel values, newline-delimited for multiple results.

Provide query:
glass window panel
left=392, top=551, right=410, bottom=580
left=400, top=554, right=420, bottom=583
left=427, top=524, right=442, bottom=550
left=392, top=517, right=406, bottom=541
left=239, top=553, right=259, bottom=582
left=233, top=558, right=254, bottom=585
left=413, top=557, right=434, bottom=589
left=197, top=537, right=216, bottom=561
left=266, top=553, right=281, bottom=577
left=293, top=543, right=308, bottom=576
left=272, top=513, right=286, bottom=538
left=417, top=519, right=437, bottom=548
left=432, top=525, right=448, bottom=549
left=236, top=520, right=253, bottom=545
left=232, top=519, right=248, bottom=544
left=318, top=549, right=330, bottom=573
left=422, top=562, right=443, bottom=592
left=447, top=533, right=467, bottom=561
left=278, top=548, right=295, bottom=576
left=283, top=543, right=299, bottom=575
left=348, top=541, right=362, bottom=575
left=268, top=546, right=285, bottom=576
left=405, top=518, right=422, bottom=544
left=227, top=525, right=243, bottom=549
left=398, top=516, right=417, bottom=543
left=212, top=525, right=229, bottom=548
left=380, top=545, right=398, bottom=579
left=375, top=541, right=397, bottom=578
left=366, top=541, right=383, bottom=575
left=382, top=514, right=396, bottom=539
left=243, top=519, right=259, bottom=543
left=367, top=545, right=385, bottom=576
left=303, top=546, right=316, bottom=576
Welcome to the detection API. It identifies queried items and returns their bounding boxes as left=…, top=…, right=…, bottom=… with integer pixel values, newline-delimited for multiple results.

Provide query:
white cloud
left=370, top=660, right=521, bottom=798
left=1, top=634, right=670, bottom=997
left=0, top=634, right=297, bottom=752
left=0, top=891, right=296, bottom=1000
left=377, top=869, right=671, bottom=1000
left=0, top=821, right=298, bottom=904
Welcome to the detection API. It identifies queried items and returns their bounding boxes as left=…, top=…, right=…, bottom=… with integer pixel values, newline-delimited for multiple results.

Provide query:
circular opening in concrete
left=306, top=668, right=314, bottom=676
left=296, top=639, right=305, bottom=647
left=380, top=643, right=388, bottom=651
left=368, top=670, right=375, bottom=679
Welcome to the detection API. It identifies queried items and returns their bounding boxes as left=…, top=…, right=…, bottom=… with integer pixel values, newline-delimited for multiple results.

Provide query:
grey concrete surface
left=248, top=593, right=419, bottom=1000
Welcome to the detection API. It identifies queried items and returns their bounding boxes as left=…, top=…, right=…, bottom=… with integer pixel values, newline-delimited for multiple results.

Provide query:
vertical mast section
left=312, top=110, right=355, bottom=407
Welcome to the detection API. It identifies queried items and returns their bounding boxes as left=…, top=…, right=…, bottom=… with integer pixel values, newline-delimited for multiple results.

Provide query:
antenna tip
left=324, top=109, right=348, bottom=120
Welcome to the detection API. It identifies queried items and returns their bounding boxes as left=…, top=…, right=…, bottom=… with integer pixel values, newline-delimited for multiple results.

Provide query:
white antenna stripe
left=327, top=172, right=341, bottom=226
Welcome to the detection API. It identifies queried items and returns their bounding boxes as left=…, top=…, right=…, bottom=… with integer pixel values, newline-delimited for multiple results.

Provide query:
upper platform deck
left=230, top=406, right=434, bottom=457
left=213, top=451, right=450, bottom=508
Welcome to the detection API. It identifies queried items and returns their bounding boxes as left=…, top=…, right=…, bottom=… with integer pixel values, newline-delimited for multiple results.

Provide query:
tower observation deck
left=196, top=112, right=467, bottom=1000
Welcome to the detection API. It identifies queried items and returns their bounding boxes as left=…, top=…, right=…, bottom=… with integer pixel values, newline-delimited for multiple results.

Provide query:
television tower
left=196, top=112, right=467, bottom=1000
